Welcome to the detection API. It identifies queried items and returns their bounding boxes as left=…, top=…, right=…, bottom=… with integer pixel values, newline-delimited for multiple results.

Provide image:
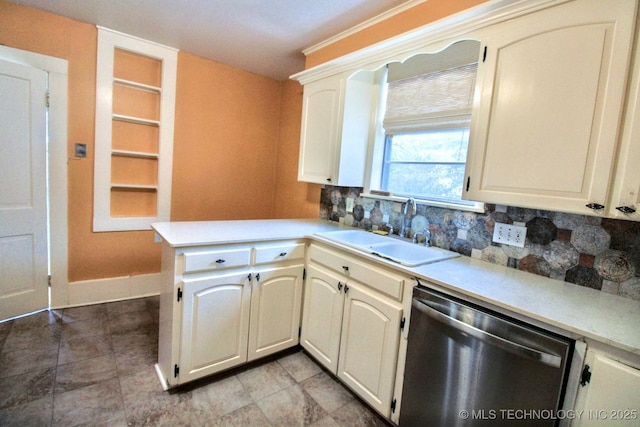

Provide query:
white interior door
left=0, top=58, right=49, bottom=321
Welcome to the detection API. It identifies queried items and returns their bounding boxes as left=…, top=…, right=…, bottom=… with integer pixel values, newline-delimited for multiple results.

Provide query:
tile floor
left=0, top=296, right=391, bottom=426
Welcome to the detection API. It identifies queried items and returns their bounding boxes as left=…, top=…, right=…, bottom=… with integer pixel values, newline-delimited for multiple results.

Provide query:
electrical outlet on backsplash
left=319, top=185, right=640, bottom=302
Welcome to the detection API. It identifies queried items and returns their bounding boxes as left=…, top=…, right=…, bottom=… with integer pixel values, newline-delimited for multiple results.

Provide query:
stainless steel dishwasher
left=399, top=286, right=574, bottom=426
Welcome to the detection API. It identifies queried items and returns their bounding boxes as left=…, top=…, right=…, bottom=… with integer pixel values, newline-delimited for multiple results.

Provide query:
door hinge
left=46, top=91, right=50, bottom=107
left=466, top=176, right=471, bottom=192
left=303, top=268, right=306, bottom=280
left=482, top=45, right=487, bottom=62
left=174, top=364, right=179, bottom=378
left=177, top=287, right=183, bottom=302
left=48, top=275, right=52, bottom=287
left=298, top=326, right=302, bottom=338
left=580, top=364, right=591, bottom=386
left=400, top=317, right=406, bottom=331
left=391, top=398, right=397, bottom=413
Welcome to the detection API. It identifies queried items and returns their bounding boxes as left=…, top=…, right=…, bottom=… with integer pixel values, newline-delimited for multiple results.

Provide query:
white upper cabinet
left=297, top=70, right=375, bottom=186
left=464, top=0, right=637, bottom=216
left=608, top=16, right=640, bottom=221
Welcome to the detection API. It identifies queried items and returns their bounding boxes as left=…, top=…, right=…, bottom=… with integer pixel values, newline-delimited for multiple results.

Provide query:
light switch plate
left=492, top=223, right=527, bottom=248
left=75, top=143, right=87, bottom=158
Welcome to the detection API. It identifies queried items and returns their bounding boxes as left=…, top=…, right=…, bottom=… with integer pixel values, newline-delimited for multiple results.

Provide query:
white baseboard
left=62, top=272, right=161, bottom=308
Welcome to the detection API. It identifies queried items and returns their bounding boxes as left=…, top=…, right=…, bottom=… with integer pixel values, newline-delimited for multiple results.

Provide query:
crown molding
left=291, top=0, right=566, bottom=84
left=302, top=0, right=427, bottom=56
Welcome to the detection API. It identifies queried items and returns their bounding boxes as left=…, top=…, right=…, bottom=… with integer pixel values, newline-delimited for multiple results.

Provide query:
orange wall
left=0, top=0, right=485, bottom=284
left=272, top=80, right=322, bottom=218
left=171, top=52, right=282, bottom=221
left=0, top=0, right=314, bottom=282
left=305, top=0, right=488, bottom=68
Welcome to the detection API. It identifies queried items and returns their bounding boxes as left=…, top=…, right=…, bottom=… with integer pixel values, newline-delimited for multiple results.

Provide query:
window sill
left=360, top=192, right=485, bottom=213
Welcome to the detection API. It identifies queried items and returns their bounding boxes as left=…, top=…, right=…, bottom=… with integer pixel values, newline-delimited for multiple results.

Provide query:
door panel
left=0, top=59, right=48, bottom=321
left=179, top=272, right=251, bottom=383
left=300, top=265, right=344, bottom=373
left=338, top=282, right=402, bottom=416
left=248, top=265, right=303, bottom=361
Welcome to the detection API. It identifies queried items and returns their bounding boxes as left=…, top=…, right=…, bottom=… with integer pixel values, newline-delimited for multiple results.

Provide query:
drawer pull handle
left=215, top=259, right=225, bottom=264
left=279, top=252, right=287, bottom=257
left=585, top=202, right=605, bottom=210
left=616, top=206, right=636, bottom=214
left=342, top=266, right=349, bottom=272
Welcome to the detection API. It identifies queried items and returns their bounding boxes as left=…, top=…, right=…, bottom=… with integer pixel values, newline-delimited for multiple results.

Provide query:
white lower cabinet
left=179, top=271, right=251, bottom=384
left=573, top=350, right=640, bottom=426
left=301, top=244, right=409, bottom=418
left=248, top=265, right=304, bottom=361
left=157, top=240, right=305, bottom=387
left=337, top=281, right=402, bottom=416
left=300, top=265, right=344, bottom=372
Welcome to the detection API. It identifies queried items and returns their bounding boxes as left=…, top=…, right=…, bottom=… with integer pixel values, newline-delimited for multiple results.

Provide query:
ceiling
left=9, top=0, right=412, bottom=80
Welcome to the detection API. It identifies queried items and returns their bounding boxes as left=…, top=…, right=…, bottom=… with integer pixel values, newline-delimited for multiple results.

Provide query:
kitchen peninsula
left=152, top=218, right=640, bottom=425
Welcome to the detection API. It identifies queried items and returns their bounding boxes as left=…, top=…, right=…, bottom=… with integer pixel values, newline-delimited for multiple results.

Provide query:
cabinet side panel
left=158, top=243, right=179, bottom=386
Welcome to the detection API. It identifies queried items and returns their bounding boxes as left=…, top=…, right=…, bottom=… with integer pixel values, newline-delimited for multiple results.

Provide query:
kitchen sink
left=314, top=229, right=458, bottom=267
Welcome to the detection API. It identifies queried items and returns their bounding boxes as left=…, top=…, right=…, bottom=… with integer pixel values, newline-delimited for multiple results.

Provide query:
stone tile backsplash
left=319, top=185, right=640, bottom=302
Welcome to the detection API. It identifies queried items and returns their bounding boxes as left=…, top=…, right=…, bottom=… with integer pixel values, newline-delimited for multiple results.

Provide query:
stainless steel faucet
left=399, top=198, right=416, bottom=237
left=413, top=228, right=431, bottom=247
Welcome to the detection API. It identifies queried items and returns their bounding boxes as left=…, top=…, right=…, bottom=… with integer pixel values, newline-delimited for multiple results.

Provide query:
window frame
left=363, top=53, right=484, bottom=213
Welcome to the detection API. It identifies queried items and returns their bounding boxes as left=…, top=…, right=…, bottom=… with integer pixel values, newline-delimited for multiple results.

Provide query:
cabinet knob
left=279, top=252, right=287, bottom=257
left=342, top=265, right=349, bottom=272
left=615, top=206, right=636, bottom=214
left=585, top=203, right=605, bottom=210
left=215, top=259, right=226, bottom=264
left=337, top=282, right=343, bottom=291
left=326, top=177, right=332, bottom=182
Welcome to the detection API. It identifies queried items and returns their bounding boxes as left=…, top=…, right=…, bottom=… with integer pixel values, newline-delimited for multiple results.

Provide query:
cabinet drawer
left=254, top=242, right=305, bottom=265
left=183, top=247, right=251, bottom=273
left=309, top=244, right=405, bottom=300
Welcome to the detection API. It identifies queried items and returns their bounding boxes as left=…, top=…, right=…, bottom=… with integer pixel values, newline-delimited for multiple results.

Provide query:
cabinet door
left=574, top=352, right=640, bottom=426
left=247, top=265, right=304, bottom=361
left=608, top=24, right=640, bottom=221
left=465, top=0, right=636, bottom=215
left=300, top=265, right=345, bottom=373
left=179, top=271, right=251, bottom=384
left=298, top=77, right=342, bottom=185
left=338, top=281, right=402, bottom=417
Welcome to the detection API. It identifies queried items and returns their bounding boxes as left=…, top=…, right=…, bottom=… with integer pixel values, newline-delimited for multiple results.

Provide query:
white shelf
left=110, top=183, right=158, bottom=191
left=112, top=114, right=160, bottom=126
left=113, top=77, right=161, bottom=93
left=111, top=149, right=159, bottom=159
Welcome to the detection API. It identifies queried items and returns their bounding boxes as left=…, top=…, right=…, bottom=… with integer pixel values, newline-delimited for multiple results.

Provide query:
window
left=381, top=128, right=469, bottom=201
left=367, top=40, right=483, bottom=211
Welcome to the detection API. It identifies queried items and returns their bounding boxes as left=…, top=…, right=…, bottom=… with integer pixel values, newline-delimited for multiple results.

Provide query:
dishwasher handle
left=413, top=298, right=562, bottom=368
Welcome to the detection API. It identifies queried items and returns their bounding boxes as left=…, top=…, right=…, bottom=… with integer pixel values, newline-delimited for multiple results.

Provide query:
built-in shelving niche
left=110, top=48, right=161, bottom=217
left=93, top=27, right=177, bottom=231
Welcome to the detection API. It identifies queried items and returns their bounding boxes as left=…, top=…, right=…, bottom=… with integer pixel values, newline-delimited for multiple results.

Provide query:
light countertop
left=152, top=218, right=341, bottom=247
left=153, top=219, right=640, bottom=357
left=412, top=256, right=640, bottom=357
